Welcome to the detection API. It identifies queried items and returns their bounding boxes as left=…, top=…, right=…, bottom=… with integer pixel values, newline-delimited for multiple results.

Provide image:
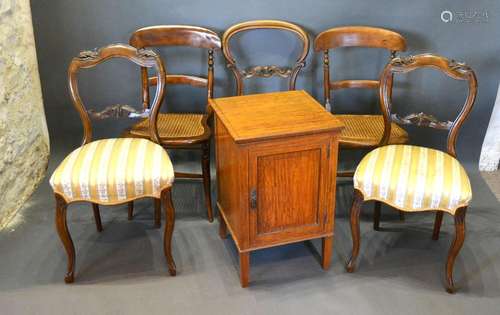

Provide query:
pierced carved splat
left=448, top=59, right=473, bottom=74
left=137, top=48, right=156, bottom=59
left=77, top=49, right=99, bottom=61
left=87, top=104, right=150, bottom=120
left=391, top=55, right=416, bottom=67
left=391, top=112, right=453, bottom=130
left=240, top=65, right=293, bottom=79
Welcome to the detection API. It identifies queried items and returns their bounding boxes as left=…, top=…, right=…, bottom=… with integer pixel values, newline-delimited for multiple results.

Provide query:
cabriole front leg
left=346, top=189, right=364, bottom=273
left=161, top=189, right=176, bottom=276
left=55, top=194, right=75, bottom=283
left=446, top=207, right=466, bottom=293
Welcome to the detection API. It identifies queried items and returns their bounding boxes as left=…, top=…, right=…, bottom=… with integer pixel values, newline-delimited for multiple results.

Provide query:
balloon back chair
left=125, top=25, right=221, bottom=223
left=222, top=20, right=310, bottom=95
left=50, top=44, right=176, bottom=282
left=346, top=53, right=477, bottom=293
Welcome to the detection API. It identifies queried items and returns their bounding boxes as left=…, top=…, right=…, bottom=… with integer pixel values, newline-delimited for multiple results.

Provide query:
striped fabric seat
left=354, top=144, right=471, bottom=214
left=336, top=114, right=408, bottom=147
left=129, top=113, right=207, bottom=139
left=50, top=138, right=174, bottom=204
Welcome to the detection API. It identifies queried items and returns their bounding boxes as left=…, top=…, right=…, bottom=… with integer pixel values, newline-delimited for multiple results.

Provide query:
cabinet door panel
left=256, top=148, right=321, bottom=234
left=248, top=136, right=331, bottom=247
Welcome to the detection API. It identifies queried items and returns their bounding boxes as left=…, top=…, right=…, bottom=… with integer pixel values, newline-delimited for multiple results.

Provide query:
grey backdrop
left=30, top=0, right=500, bottom=166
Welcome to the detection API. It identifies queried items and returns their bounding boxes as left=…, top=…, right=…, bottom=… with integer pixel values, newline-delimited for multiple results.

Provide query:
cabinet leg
left=321, top=236, right=333, bottom=270
left=239, top=251, right=250, bottom=288
left=219, top=213, right=227, bottom=239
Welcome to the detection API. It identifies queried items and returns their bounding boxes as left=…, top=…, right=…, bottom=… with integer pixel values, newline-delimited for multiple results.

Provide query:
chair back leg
left=92, top=203, right=103, bottom=232
left=373, top=201, right=381, bottom=230
left=154, top=199, right=161, bottom=228
left=432, top=211, right=444, bottom=240
left=127, top=201, right=134, bottom=220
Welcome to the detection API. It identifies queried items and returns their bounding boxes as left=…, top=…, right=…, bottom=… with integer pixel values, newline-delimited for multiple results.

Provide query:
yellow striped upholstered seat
left=336, top=114, right=408, bottom=147
left=354, top=144, right=471, bottom=214
left=50, top=138, right=174, bottom=204
left=129, top=113, right=207, bottom=139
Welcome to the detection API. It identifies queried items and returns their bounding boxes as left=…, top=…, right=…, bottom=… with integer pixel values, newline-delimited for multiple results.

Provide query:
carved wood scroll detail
left=448, top=59, right=472, bottom=73
left=391, top=112, right=453, bottom=130
left=77, top=49, right=99, bottom=61
left=240, top=65, right=293, bottom=79
left=87, top=104, right=150, bottom=120
left=391, top=55, right=416, bottom=67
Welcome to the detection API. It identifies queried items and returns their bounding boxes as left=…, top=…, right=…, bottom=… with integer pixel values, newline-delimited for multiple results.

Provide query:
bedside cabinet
left=209, top=90, right=344, bottom=287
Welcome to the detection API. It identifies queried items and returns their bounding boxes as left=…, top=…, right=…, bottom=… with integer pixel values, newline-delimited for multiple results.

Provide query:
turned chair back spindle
left=68, top=44, right=166, bottom=145
left=222, top=20, right=310, bottom=95
left=314, top=26, right=407, bottom=112
left=379, top=53, right=478, bottom=157
left=129, top=25, right=221, bottom=109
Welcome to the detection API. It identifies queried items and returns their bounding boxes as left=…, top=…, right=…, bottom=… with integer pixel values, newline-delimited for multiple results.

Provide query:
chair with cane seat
left=314, top=26, right=410, bottom=227
left=124, top=25, right=221, bottom=223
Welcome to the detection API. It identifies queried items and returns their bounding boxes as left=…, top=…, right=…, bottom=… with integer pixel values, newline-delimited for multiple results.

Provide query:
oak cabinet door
left=248, top=137, right=331, bottom=247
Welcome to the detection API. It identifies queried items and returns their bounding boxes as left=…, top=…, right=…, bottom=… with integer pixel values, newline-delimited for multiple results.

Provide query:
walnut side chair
left=346, top=53, right=477, bottom=293
left=49, top=44, right=176, bottom=283
left=314, top=26, right=410, bottom=228
left=222, top=19, right=310, bottom=95
left=124, top=25, right=221, bottom=223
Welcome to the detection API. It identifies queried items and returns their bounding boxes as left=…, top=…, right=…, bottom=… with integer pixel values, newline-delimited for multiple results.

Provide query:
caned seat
left=354, top=144, right=471, bottom=214
left=50, top=138, right=174, bottom=204
left=129, top=113, right=208, bottom=140
left=337, top=115, right=408, bottom=147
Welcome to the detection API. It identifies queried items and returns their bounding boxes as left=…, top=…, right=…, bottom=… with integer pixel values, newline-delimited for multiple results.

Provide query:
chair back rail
left=378, top=53, right=478, bottom=157
left=313, top=26, right=407, bottom=111
left=68, top=44, right=166, bottom=145
left=129, top=25, right=221, bottom=108
left=222, top=20, right=310, bottom=95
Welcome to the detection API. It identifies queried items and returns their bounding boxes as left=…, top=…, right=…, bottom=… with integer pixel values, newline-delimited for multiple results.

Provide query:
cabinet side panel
left=215, top=117, right=248, bottom=249
left=326, top=136, right=340, bottom=232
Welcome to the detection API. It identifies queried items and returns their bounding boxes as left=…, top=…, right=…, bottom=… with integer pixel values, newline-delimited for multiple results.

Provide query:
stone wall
left=0, top=0, right=49, bottom=228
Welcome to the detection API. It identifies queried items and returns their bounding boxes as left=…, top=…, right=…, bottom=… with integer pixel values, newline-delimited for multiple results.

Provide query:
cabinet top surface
left=209, top=90, right=344, bottom=143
